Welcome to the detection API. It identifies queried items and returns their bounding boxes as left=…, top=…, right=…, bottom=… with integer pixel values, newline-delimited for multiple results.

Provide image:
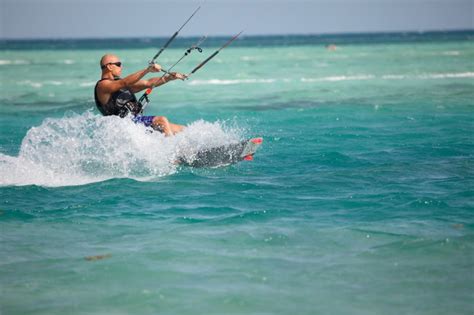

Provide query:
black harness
left=94, top=78, right=143, bottom=117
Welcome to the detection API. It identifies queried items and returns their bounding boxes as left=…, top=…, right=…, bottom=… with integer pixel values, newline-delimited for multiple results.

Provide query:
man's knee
left=152, top=116, right=169, bottom=126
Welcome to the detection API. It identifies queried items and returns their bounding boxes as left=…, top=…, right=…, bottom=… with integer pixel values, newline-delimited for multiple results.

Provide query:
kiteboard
left=178, top=137, right=263, bottom=168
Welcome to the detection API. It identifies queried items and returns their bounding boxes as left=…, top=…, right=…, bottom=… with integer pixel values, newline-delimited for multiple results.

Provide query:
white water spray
left=0, top=112, right=242, bottom=187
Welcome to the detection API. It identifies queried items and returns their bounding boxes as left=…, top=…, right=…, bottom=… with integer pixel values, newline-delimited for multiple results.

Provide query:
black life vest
left=94, top=78, right=143, bottom=117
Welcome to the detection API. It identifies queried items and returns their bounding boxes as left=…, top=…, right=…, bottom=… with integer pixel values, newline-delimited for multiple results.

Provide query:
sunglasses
left=101, top=62, right=122, bottom=69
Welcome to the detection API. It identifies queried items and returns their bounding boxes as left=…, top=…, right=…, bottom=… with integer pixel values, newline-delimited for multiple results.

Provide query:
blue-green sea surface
left=1, top=33, right=473, bottom=315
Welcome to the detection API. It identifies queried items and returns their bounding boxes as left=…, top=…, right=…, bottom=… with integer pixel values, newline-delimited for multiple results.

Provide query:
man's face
left=102, top=56, right=122, bottom=76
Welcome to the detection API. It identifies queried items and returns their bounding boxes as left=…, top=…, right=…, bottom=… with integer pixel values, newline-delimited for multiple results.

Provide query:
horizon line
left=1, top=29, right=473, bottom=42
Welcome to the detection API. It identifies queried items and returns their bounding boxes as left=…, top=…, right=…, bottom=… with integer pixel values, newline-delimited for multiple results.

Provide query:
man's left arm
left=129, top=73, right=187, bottom=93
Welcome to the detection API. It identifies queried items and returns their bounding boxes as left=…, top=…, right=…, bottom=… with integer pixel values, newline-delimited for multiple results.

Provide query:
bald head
left=100, top=54, right=119, bottom=69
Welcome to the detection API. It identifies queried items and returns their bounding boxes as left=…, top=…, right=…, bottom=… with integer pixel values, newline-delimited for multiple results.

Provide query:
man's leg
left=152, top=116, right=184, bottom=136
left=169, top=122, right=184, bottom=134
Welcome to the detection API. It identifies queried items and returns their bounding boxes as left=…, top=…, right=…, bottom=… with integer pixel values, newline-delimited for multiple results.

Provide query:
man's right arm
left=98, top=64, right=161, bottom=94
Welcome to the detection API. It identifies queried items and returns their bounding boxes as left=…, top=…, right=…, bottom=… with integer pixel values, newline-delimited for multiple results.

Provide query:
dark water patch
left=0, top=91, right=39, bottom=101
left=84, top=254, right=112, bottom=261
left=210, top=208, right=294, bottom=226
left=0, top=208, right=37, bottom=220
left=0, top=181, right=131, bottom=220
left=166, top=205, right=242, bottom=221
left=368, top=234, right=474, bottom=253
left=350, top=228, right=417, bottom=239
left=407, top=198, right=453, bottom=210
left=0, top=99, right=92, bottom=114
left=437, top=83, right=474, bottom=91
left=233, top=100, right=324, bottom=111
left=368, top=238, right=447, bottom=253
left=228, top=94, right=445, bottom=112
left=2, top=31, right=473, bottom=50
left=231, top=98, right=380, bottom=111
left=447, top=191, right=474, bottom=208
left=310, top=151, right=374, bottom=168
left=174, top=216, right=208, bottom=224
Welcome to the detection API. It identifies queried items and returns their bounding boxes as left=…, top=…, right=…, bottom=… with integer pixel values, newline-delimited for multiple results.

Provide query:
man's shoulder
left=96, top=78, right=115, bottom=91
left=97, top=78, right=113, bottom=84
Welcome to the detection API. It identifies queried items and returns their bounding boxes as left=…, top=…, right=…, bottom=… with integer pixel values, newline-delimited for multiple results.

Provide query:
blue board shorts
left=132, top=115, right=154, bottom=127
left=131, top=115, right=164, bottom=132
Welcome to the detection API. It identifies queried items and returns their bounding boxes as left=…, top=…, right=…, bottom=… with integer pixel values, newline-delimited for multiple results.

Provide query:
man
left=94, top=54, right=186, bottom=136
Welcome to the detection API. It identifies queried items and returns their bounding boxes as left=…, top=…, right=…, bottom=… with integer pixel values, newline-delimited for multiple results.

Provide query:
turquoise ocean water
left=1, top=32, right=473, bottom=314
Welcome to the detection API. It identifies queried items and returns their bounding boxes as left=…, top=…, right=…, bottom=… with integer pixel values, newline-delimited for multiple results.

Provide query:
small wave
left=18, top=80, right=43, bottom=88
left=80, top=82, right=96, bottom=87
left=17, top=80, right=93, bottom=88
left=0, top=59, right=30, bottom=66
left=381, top=75, right=406, bottom=80
left=47, top=80, right=64, bottom=86
left=301, top=75, right=375, bottom=82
left=441, top=51, right=461, bottom=56
left=416, top=72, right=474, bottom=79
left=0, top=112, right=242, bottom=187
left=240, top=56, right=260, bottom=61
left=301, top=72, right=474, bottom=83
left=381, top=72, right=474, bottom=80
left=188, top=79, right=276, bottom=86
left=17, top=80, right=68, bottom=88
